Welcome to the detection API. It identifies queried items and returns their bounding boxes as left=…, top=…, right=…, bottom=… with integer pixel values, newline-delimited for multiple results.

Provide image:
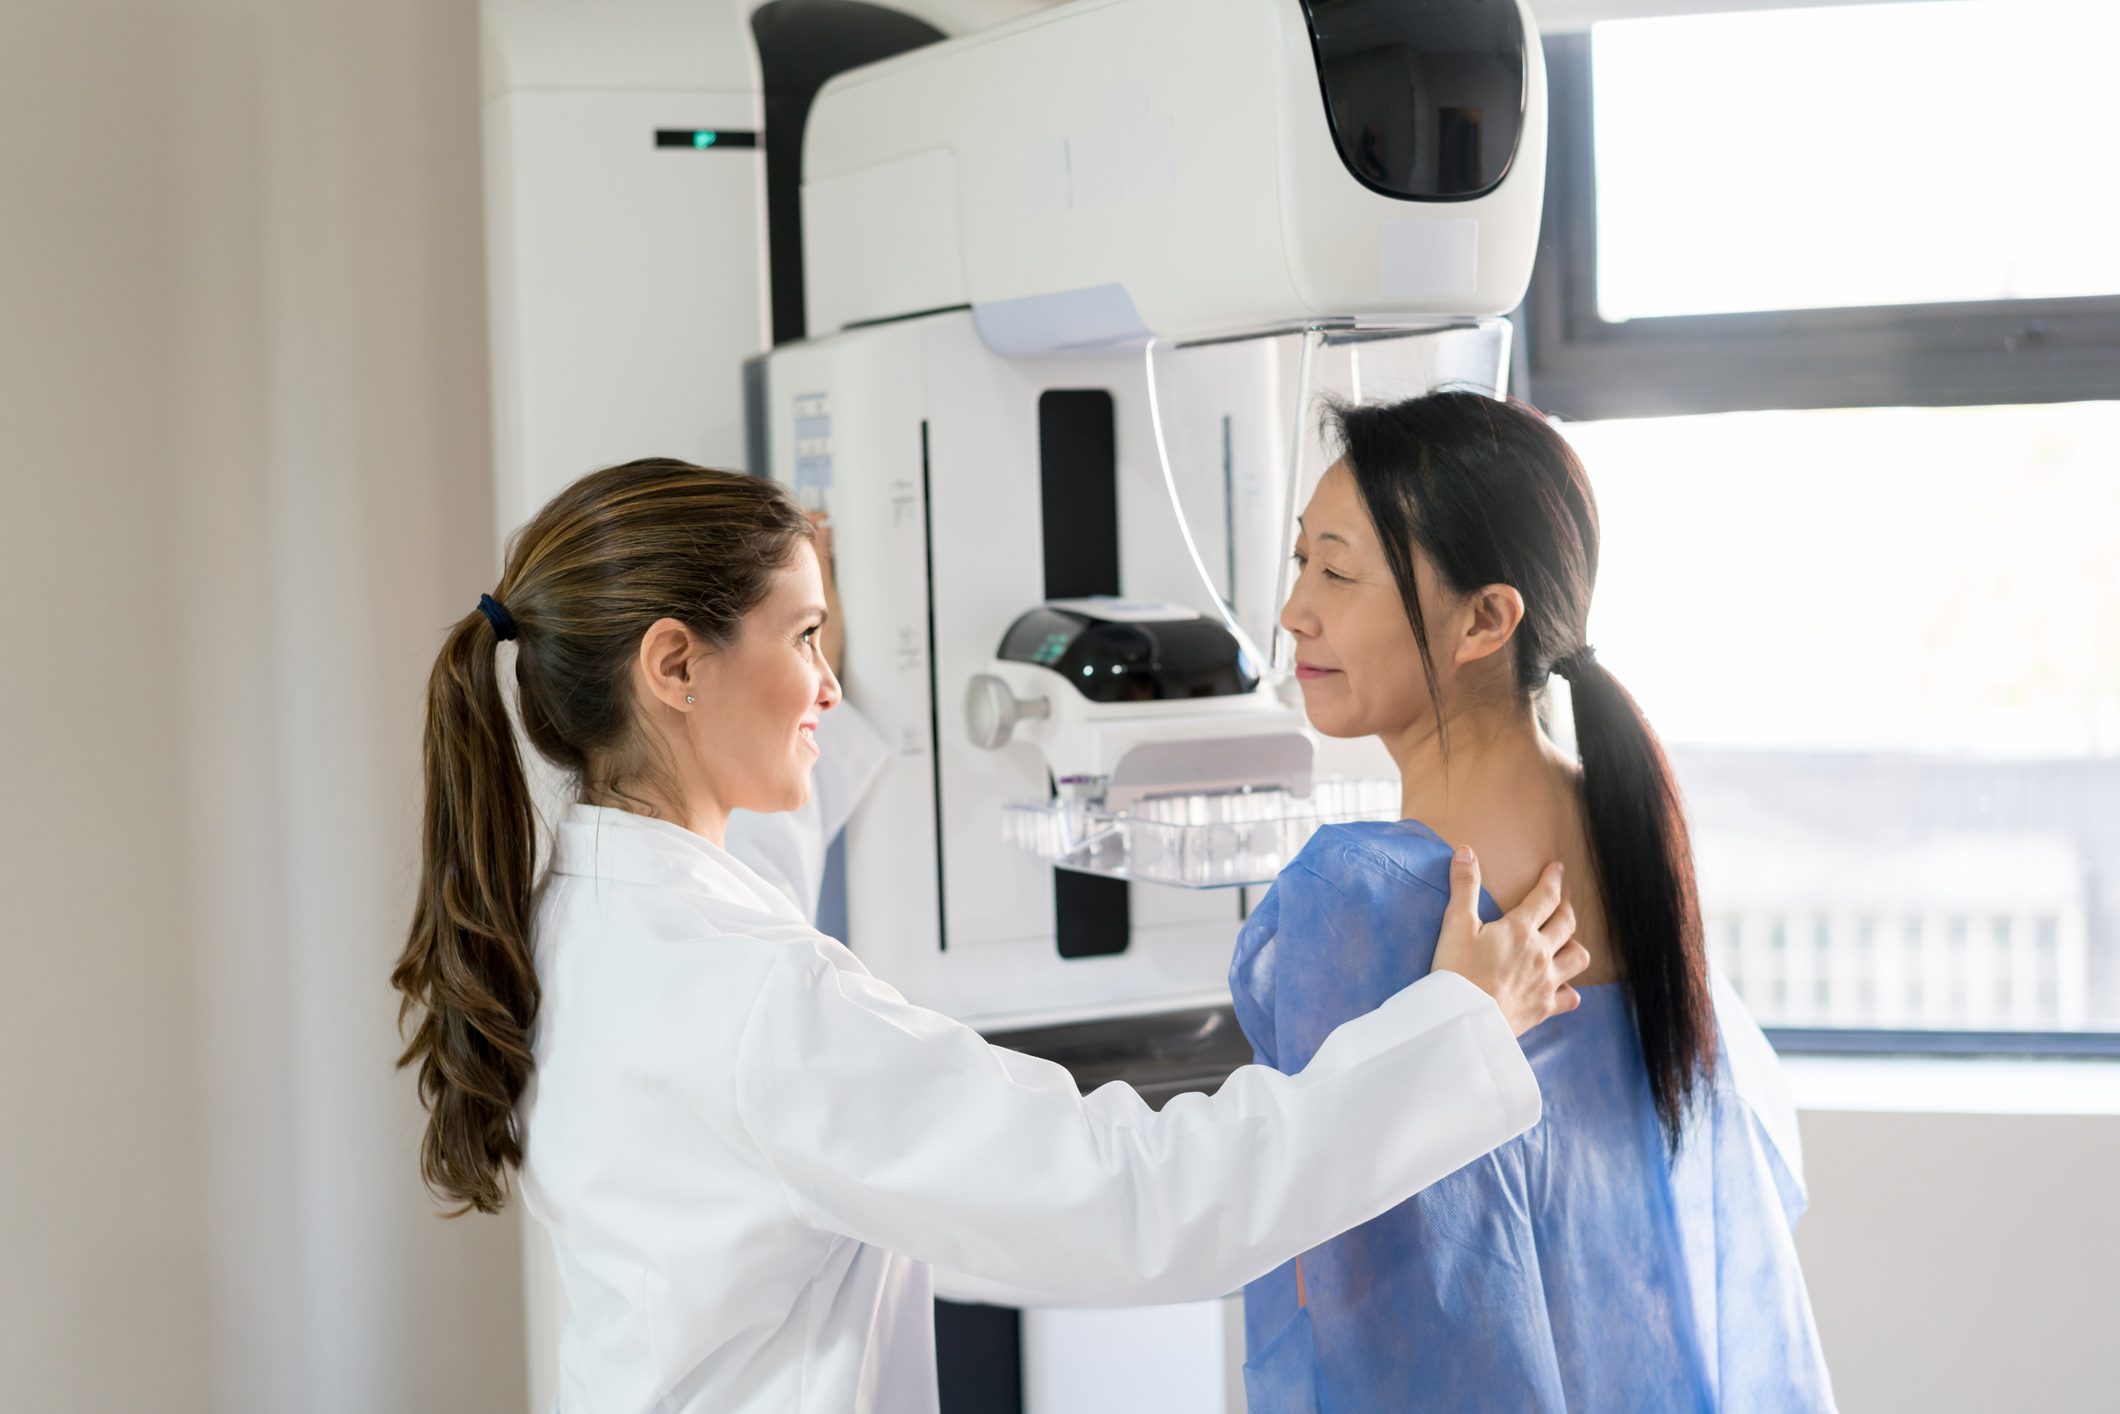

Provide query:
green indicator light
left=693, top=130, right=718, bottom=148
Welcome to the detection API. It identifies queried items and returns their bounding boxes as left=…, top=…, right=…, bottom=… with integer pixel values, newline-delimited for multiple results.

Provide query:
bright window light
left=1592, top=1, right=2120, bottom=321
left=1563, top=403, right=2120, bottom=1031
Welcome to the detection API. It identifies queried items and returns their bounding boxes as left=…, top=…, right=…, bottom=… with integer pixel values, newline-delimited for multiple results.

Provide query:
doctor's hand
left=1432, top=851, right=1587, bottom=1037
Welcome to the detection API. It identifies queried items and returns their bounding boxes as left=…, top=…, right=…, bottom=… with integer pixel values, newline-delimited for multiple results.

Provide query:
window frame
left=1519, top=30, right=2120, bottom=1057
left=1766, top=1029, right=2120, bottom=1058
left=1520, top=33, right=2120, bottom=422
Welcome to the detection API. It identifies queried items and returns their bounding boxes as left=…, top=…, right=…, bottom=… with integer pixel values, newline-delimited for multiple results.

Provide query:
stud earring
left=685, top=695, right=695, bottom=705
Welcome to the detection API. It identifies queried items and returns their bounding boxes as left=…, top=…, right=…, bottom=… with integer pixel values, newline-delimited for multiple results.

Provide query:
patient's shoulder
left=1290, top=819, right=1459, bottom=900
left=1238, top=821, right=1463, bottom=1054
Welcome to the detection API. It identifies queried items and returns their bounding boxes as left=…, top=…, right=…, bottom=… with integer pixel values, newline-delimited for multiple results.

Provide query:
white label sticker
left=1021, top=137, right=1070, bottom=217
left=1379, top=217, right=1480, bottom=300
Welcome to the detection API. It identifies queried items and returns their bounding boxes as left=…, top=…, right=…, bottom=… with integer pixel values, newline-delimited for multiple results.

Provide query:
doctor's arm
left=733, top=855, right=1580, bottom=1308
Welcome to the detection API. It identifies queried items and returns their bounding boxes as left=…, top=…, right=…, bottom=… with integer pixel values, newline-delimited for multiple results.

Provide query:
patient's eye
left=1293, top=547, right=1351, bottom=583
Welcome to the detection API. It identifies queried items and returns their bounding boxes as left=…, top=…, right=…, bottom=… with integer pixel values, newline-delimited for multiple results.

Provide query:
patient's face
left=1281, top=461, right=1441, bottom=743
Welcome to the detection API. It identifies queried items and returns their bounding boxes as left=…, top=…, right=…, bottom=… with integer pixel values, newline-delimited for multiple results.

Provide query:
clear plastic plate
left=1000, top=778, right=1400, bottom=889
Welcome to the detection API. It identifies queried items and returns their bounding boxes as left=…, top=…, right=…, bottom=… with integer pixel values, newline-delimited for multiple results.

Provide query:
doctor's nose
left=818, top=658, right=842, bottom=712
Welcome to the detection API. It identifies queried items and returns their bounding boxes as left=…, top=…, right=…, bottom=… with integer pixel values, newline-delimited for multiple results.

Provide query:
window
left=1562, top=402, right=2120, bottom=1046
left=1592, top=3, right=2120, bottom=321
left=1523, top=4, right=2120, bottom=422
left=1526, top=6, right=2120, bottom=1053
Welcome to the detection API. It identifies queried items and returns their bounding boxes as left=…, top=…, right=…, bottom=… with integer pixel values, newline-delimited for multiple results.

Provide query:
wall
left=0, top=2, right=526, bottom=1410
left=1797, top=1097, right=2120, bottom=1412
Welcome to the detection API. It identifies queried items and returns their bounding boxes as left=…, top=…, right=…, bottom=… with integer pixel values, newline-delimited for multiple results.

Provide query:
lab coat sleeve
left=731, top=939, right=1541, bottom=1307
left=723, top=702, right=892, bottom=921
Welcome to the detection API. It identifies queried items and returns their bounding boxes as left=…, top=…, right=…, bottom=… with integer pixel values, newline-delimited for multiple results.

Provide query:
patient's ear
left=1453, top=584, right=1525, bottom=667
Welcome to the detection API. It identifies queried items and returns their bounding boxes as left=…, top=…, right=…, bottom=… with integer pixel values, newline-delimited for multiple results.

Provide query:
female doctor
left=391, top=459, right=1587, bottom=1413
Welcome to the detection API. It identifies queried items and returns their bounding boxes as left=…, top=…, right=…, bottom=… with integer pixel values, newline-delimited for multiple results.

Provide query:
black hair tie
left=1554, top=645, right=1598, bottom=681
left=477, top=592, right=518, bottom=642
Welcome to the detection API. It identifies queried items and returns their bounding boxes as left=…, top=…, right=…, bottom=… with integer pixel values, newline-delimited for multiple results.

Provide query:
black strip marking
left=920, top=419, right=948, bottom=952
left=841, top=302, right=974, bottom=333
left=1036, top=390, right=1131, bottom=959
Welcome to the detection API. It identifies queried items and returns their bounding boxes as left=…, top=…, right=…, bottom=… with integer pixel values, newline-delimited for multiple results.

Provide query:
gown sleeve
left=730, top=936, right=1541, bottom=1307
left=1227, top=881, right=1284, bottom=1071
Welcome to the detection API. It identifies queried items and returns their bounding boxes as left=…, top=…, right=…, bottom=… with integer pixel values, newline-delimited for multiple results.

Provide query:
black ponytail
left=1330, top=391, right=1713, bottom=1150
left=1560, top=654, right=1711, bottom=1148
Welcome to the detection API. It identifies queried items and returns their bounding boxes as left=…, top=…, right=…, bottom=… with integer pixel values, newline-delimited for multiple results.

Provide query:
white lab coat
left=518, top=761, right=1541, bottom=1414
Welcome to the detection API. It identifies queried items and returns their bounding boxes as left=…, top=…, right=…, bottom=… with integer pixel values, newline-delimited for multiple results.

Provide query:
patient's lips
left=1294, top=660, right=1341, bottom=682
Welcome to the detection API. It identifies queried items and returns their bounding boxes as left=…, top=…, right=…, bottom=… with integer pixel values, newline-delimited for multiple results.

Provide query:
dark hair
left=1327, top=391, right=1712, bottom=1149
left=390, top=458, right=814, bottom=1214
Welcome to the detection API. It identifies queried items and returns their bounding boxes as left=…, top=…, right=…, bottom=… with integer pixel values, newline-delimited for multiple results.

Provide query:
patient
left=1230, top=392, right=1835, bottom=1412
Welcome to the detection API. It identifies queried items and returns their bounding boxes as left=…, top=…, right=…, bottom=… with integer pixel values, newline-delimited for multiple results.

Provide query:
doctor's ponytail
left=393, top=605, right=540, bottom=1216
left=1332, top=393, right=1714, bottom=1152
left=393, top=459, right=814, bottom=1214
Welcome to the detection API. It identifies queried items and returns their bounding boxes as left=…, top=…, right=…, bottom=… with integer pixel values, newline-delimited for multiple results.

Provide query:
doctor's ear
left=636, top=617, right=708, bottom=712
left=1452, top=584, right=1526, bottom=668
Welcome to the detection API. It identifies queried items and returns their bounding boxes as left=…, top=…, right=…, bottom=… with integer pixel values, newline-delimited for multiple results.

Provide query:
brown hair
left=390, top=458, right=814, bottom=1214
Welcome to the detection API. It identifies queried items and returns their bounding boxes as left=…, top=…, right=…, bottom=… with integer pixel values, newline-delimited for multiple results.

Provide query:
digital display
left=652, top=129, right=759, bottom=150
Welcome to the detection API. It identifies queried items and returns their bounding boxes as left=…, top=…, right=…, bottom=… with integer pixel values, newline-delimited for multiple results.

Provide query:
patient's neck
left=1390, top=701, right=1554, bottom=830
left=1389, top=701, right=1620, bottom=985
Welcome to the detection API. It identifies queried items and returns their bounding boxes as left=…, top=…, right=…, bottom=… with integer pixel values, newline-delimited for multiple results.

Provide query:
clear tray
left=1000, top=777, right=1400, bottom=889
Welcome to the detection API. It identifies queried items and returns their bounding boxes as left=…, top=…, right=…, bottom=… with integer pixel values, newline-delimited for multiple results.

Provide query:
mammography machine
left=763, top=0, right=1544, bottom=1039
left=482, top=0, right=1546, bottom=1405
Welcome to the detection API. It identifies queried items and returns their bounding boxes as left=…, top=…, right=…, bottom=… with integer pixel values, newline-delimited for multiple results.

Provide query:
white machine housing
left=806, top=0, right=1547, bottom=350
left=763, top=0, right=1547, bottom=1031
left=479, top=0, right=1547, bottom=1032
left=480, top=0, right=774, bottom=510
left=762, top=313, right=1299, bottom=1028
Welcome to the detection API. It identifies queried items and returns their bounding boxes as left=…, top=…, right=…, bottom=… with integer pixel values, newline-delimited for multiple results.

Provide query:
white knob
left=965, top=673, right=1049, bottom=751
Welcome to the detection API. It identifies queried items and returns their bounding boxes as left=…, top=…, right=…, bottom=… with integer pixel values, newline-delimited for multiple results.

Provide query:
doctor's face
left=690, top=541, right=840, bottom=816
left=1280, top=461, right=1438, bottom=746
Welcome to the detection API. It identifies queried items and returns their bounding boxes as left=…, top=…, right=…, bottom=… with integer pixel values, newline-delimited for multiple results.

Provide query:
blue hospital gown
left=1229, top=822, right=1835, bottom=1413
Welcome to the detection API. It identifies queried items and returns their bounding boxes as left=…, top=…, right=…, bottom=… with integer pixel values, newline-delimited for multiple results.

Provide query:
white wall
left=1798, top=1102, right=2120, bottom=1412
left=0, top=2, right=526, bottom=1411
